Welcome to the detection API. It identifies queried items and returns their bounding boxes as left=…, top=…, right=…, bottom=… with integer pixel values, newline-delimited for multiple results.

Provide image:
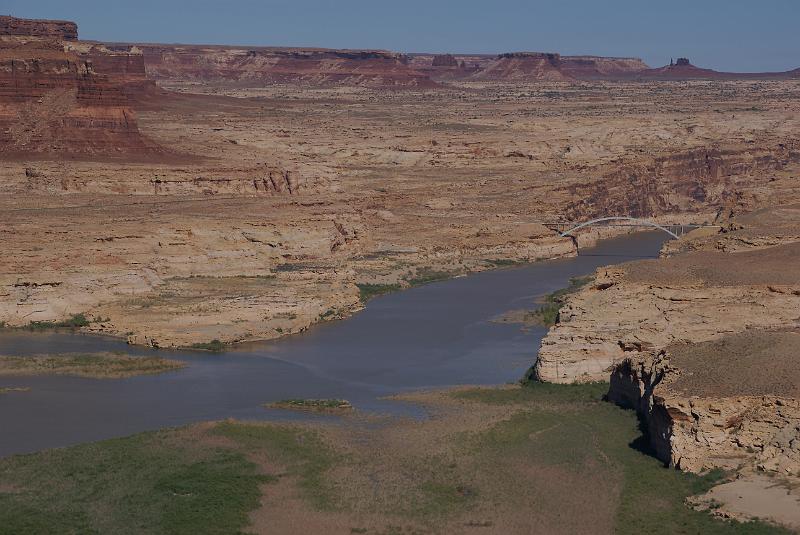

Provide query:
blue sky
left=4, top=0, right=799, bottom=71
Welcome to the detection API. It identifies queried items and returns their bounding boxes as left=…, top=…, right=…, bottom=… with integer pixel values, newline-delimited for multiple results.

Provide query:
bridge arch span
left=560, top=217, right=680, bottom=240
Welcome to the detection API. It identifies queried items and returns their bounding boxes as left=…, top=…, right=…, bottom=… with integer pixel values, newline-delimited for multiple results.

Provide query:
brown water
left=0, top=232, right=666, bottom=456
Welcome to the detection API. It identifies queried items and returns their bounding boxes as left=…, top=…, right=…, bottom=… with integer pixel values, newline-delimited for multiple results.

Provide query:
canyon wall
left=75, top=43, right=157, bottom=98
left=561, top=144, right=800, bottom=220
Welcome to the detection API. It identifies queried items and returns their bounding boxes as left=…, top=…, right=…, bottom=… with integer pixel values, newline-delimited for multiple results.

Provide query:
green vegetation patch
left=0, top=353, right=185, bottom=379
left=530, top=275, right=592, bottom=327
left=0, top=381, right=787, bottom=533
left=189, top=339, right=226, bottom=352
left=486, top=258, right=524, bottom=267
left=0, top=429, right=269, bottom=535
left=456, top=381, right=609, bottom=404
left=25, top=314, right=91, bottom=331
left=455, top=382, right=789, bottom=535
left=0, top=387, right=30, bottom=395
left=356, top=283, right=402, bottom=303
left=404, top=268, right=456, bottom=287
left=268, top=398, right=353, bottom=412
left=214, top=421, right=340, bottom=510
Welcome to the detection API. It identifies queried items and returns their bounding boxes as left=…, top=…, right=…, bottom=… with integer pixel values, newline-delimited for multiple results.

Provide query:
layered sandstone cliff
left=406, top=53, right=489, bottom=80
left=0, top=16, right=158, bottom=156
left=410, top=52, right=649, bottom=82
left=535, top=206, right=800, bottom=383
left=561, top=144, right=800, bottom=220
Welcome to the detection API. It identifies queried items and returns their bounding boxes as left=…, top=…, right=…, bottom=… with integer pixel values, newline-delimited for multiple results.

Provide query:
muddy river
left=0, top=232, right=666, bottom=456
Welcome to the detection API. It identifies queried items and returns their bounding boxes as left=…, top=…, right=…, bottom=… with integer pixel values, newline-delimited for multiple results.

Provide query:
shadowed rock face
left=0, top=15, right=77, bottom=40
left=0, top=17, right=159, bottom=156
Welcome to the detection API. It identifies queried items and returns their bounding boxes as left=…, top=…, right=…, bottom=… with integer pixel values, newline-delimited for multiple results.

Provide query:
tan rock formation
left=608, top=332, right=800, bottom=477
left=535, top=206, right=800, bottom=383
left=559, top=56, right=648, bottom=79
left=561, top=144, right=800, bottom=219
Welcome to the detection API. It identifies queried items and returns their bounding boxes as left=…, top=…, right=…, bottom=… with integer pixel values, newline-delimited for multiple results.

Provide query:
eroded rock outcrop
left=608, top=334, right=800, bottom=476
left=431, top=54, right=458, bottom=68
left=629, top=57, right=800, bottom=81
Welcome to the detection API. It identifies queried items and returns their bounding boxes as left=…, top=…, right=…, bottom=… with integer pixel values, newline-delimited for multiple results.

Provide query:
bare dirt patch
left=692, top=473, right=800, bottom=530
left=668, top=330, right=800, bottom=398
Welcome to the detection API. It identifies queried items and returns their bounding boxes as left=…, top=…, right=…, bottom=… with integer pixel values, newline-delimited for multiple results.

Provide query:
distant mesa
left=559, top=55, right=650, bottom=79
left=0, top=15, right=77, bottom=40
left=473, top=52, right=569, bottom=82
left=0, top=15, right=160, bottom=158
left=632, top=56, right=800, bottom=80
left=135, top=44, right=437, bottom=88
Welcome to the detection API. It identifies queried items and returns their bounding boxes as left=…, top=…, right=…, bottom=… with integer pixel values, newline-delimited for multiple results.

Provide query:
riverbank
left=0, top=382, right=787, bottom=535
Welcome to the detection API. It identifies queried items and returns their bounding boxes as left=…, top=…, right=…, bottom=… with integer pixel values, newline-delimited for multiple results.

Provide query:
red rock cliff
left=0, top=15, right=77, bottom=40
left=0, top=17, right=158, bottom=156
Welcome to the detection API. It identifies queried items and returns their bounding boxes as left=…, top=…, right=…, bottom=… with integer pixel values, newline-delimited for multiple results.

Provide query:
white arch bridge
left=544, top=217, right=720, bottom=240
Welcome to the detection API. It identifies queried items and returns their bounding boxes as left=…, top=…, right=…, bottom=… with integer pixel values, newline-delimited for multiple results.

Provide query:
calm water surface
left=0, top=232, right=666, bottom=456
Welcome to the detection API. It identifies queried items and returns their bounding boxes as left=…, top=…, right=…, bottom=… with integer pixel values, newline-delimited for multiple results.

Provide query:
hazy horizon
left=4, top=0, right=800, bottom=72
